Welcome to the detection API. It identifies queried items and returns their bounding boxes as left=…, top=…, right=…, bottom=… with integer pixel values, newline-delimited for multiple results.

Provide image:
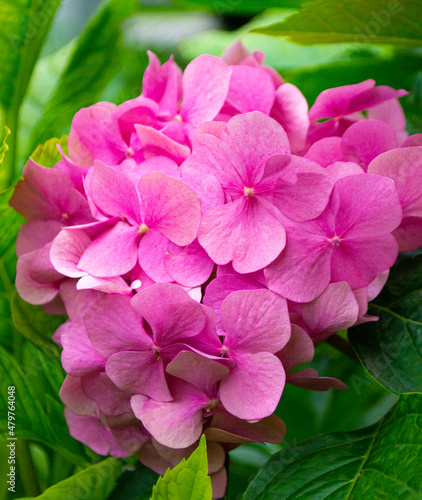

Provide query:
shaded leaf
left=349, top=255, right=422, bottom=395
left=251, top=0, right=422, bottom=47
left=108, top=461, right=159, bottom=500
left=0, top=345, right=89, bottom=465
left=151, top=435, right=212, bottom=500
left=243, top=393, right=422, bottom=499
left=30, top=136, right=68, bottom=168
left=28, top=0, right=139, bottom=153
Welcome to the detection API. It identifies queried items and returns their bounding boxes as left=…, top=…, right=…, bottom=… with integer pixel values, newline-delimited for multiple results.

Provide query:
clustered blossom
left=10, top=40, right=420, bottom=498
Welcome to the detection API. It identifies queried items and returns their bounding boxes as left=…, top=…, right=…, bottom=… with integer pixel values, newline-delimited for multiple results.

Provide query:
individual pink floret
left=265, top=174, right=402, bottom=302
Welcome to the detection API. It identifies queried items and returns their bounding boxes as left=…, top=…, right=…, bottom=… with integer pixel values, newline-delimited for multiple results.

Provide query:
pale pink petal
left=334, top=174, right=402, bottom=239
left=401, top=134, right=422, bottom=148
left=68, top=102, right=126, bottom=167
left=84, top=294, right=152, bottom=357
left=257, top=155, right=333, bottom=221
left=50, top=229, right=91, bottom=278
left=85, top=161, right=140, bottom=224
left=330, top=234, right=399, bottom=289
left=81, top=372, right=132, bottom=416
left=195, top=121, right=227, bottom=138
left=60, top=376, right=97, bottom=415
left=199, top=196, right=286, bottom=273
left=304, top=137, right=344, bottom=167
left=221, top=40, right=250, bottom=65
left=106, top=351, right=172, bottom=401
left=277, top=324, right=314, bottom=373
left=61, top=318, right=106, bottom=376
left=139, top=172, right=201, bottom=246
left=167, top=351, right=230, bottom=396
left=138, top=230, right=173, bottom=283
left=76, top=275, right=132, bottom=294
left=367, top=270, right=389, bottom=301
left=16, top=220, right=61, bottom=257
left=59, top=280, right=101, bottom=320
left=271, top=83, right=309, bottom=154
left=341, top=120, right=397, bottom=169
left=225, top=65, right=275, bottom=115
left=181, top=173, right=225, bottom=214
left=137, top=382, right=209, bottom=448
left=302, top=282, right=359, bottom=339
left=219, top=352, right=285, bottom=420
left=164, top=239, right=214, bottom=287
left=221, top=289, right=290, bottom=353
left=326, top=161, right=365, bottom=181
left=65, top=409, right=130, bottom=457
left=180, top=55, right=231, bottom=127
left=368, top=98, right=407, bottom=144
left=16, top=250, right=59, bottom=305
left=78, top=221, right=138, bottom=277
left=135, top=124, right=190, bottom=164
left=393, top=216, right=422, bottom=252
left=131, top=282, right=206, bottom=345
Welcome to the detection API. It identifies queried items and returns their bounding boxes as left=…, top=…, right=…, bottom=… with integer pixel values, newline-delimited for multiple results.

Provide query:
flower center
left=243, top=186, right=254, bottom=198
left=204, top=398, right=219, bottom=414
left=126, top=147, right=135, bottom=158
left=138, top=223, right=149, bottom=234
left=328, top=235, right=342, bottom=247
left=152, top=345, right=161, bottom=360
left=172, top=114, right=183, bottom=122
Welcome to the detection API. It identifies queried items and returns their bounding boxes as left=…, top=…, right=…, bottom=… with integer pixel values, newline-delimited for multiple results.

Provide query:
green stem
left=17, top=440, right=41, bottom=497
left=326, top=334, right=359, bottom=363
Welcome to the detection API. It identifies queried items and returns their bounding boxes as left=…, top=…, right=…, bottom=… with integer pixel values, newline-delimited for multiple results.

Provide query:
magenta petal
left=181, top=55, right=231, bottom=127
left=86, top=161, right=140, bottom=224
left=68, top=102, right=126, bottom=167
left=326, top=161, right=365, bottom=181
left=50, top=229, right=91, bottom=278
left=221, top=289, right=290, bottom=353
left=287, top=368, right=348, bottom=391
left=139, top=172, right=201, bottom=246
left=131, top=283, right=206, bottom=345
left=135, top=124, right=190, bottom=164
left=265, top=224, right=332, bottom=303
left=304, top=137, right=344, bottom=168
left=330, top=234, right=399, bottom=289
left=401, top=134, right=422, bottom=148
left=84, top=295, right=152, bottom=357
left=334, top=174, right=402, bottom=238
left=181, top=173, right=225, bottom=214
left=219, top=352, right=285, bottom=420
left=78, top=221, right=138, bottom=277
left=302, top=282, right=359, bottom=339
left=225, top=65, right=275, bottom=115
left=65, top=409, right=130, bottom=457
left=61, top=318, right=106, bottom=376
left=138, top=230, right=173, bottom=283
left=257, top=155, right=333, bottom=221
left=138, top=382, right=209, bottom=448
left=16, top=250, right=59, bottom=305
left=164, top=239, right=214, bottom=287
left=60, top=376, right=97, bottom=415
left=167, top=351, right=230, bottom=395
left=199, top=197, right=286, bottom=273
left=277, top=324, right=314, bottom=374
left=106, top=351, right=172, bottom=401
left=393, top=216, right=422, bottom=253
left=341, top=119, right=397, bottom=169
left=81, top=372, right=131, bottom=416
left=271, top=83, right=309, bottom=154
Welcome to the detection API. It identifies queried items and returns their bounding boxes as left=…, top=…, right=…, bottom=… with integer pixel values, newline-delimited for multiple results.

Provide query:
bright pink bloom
left=265, top=174, right=402, bottom=302
left=368, top=147, right=422, bottom=252
left=183, top=112, right=333, bottom=273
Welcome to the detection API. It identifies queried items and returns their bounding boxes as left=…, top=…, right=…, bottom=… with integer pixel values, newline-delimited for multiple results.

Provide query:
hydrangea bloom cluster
left=11, top=40, right=420, bottom=498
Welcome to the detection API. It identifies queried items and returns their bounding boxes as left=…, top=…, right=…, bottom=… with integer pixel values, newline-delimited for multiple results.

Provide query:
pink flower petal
left=221, top=289, right=290, bottom=353
left=135, top=124, right=191, bottom=164
left=304, top=137, right=344, bottom=167
left=181, top=55, right=231, bottom=127
left=199, top=196, right=286, bottom=273
left=60, top=376, right=97, bottom=415
left=50, top=229, right=91, bottom=278
left=138, top=229, right=173, bottom=283
left=277, top=324, right=314, bottom=374
left=219, top=352, right=285, bottom=420
left=287, top=368, right=348, bottom=391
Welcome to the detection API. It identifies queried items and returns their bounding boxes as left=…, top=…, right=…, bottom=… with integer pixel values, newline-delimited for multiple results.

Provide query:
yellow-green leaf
left=30, top=135, right=68, bottom=168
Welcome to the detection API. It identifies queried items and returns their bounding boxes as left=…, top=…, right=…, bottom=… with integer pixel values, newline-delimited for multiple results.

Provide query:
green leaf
left=0, top=345, right=89, bottom=465
left=151, top=435, right=212, bottom=500
left=27, top=0, right=139, bottom=153
left=173, top=0, right=303, bottom=15
left=0, top=0, right=62, bottom=112
left=11, top=291, right=65, bottom=354
left=108, top=461, right=159, bottom=500
left=243, top=393, right=422, bottom=499
left=251, top=0, right=422, bottom=47
left=349, top=255, right=422, bottom=395
left=0, top=189, right=24, bottom=351
left=30, top=136, right=68, bottom=168
left=22, top=458, right=123, bottom=500
left=0, top=126, right=10, bottom=166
